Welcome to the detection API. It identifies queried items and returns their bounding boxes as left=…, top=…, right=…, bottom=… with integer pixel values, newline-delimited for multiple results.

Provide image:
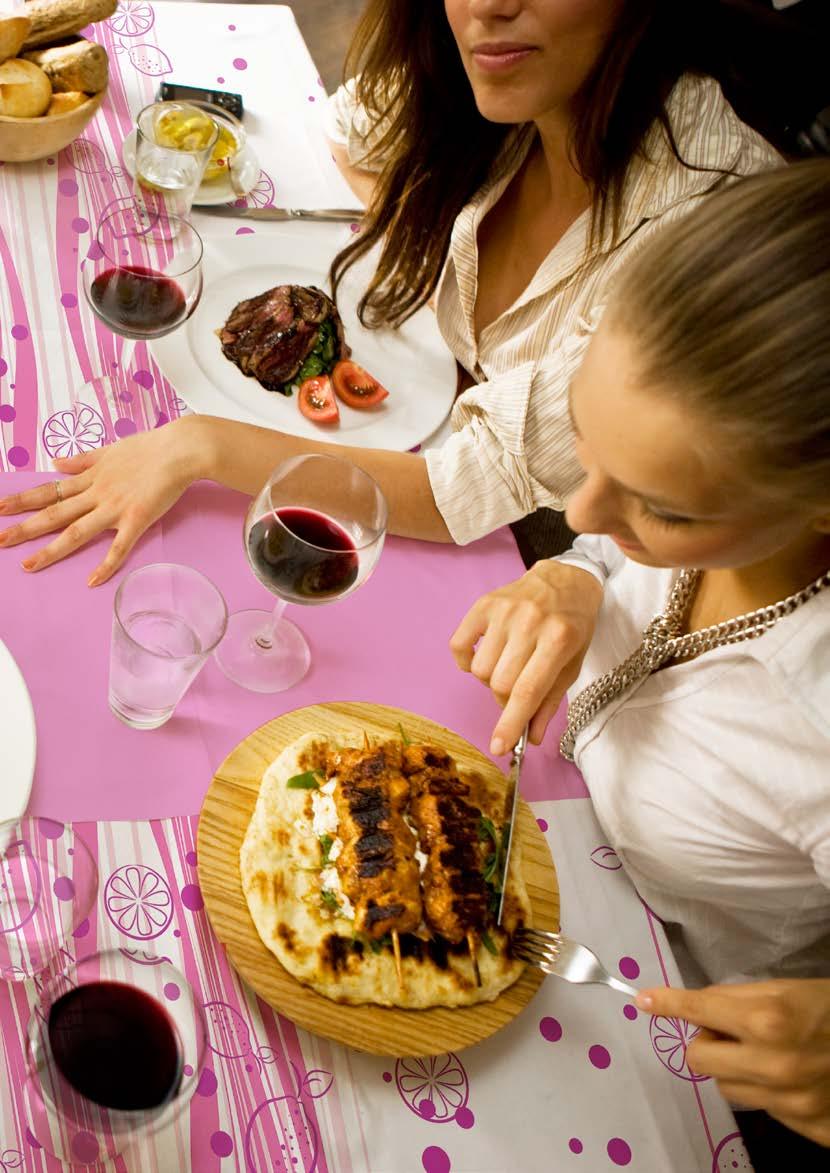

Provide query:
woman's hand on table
left=0, top=419, right=203, bottom=586
left=450, top=560, right=603, bottom=755
left=636, top=981, right=830, bottom=1147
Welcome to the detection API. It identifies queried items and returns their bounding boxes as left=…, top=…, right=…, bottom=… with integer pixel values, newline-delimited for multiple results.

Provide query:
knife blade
left=197, top=206, right=363, bottom=223
left=497, top=726, right=529, bottom=926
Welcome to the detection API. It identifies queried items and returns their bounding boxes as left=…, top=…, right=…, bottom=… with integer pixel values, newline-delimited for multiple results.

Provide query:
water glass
left=109, top=562, right=228, bottom=730
left=133, top=100, right=218, bottom=219
left=0, top=817, right=98, bottom=981
left=25, top=950, right=206, bottom=1163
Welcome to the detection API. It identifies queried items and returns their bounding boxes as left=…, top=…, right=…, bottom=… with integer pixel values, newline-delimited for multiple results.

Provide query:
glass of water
left=133, top=101, right=218, bottom=219
left=109, top=562, right=228, bottom=730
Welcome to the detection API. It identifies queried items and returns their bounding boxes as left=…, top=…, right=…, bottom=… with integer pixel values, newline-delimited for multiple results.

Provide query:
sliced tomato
left=331, top=360, right=389, bottom=409
left=298, top=375, right=339, bottom=425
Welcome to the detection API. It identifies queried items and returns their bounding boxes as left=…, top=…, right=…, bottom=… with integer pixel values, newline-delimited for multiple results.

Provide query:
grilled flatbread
left=240, top=732, right=531, bottom=1007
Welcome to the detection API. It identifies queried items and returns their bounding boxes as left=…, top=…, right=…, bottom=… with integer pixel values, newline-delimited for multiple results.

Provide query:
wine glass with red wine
left=26, top=949, right=206, bottom=1161
left=214, top=453, right=388, bottom=692
left=82, top=202, right=203, bottom=340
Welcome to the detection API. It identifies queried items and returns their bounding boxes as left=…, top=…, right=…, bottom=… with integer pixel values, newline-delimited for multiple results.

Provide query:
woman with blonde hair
left=0, top=0, right=777, bottom=581
left=451, top=159, right=830, bottom=1167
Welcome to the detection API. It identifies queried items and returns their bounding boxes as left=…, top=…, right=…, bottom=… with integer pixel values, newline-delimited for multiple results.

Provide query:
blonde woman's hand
left=0, top=418, right=204, bottom=586
left=450, top=560, right=603, bottom=755
left=636, top=981, right=830, bottom=1147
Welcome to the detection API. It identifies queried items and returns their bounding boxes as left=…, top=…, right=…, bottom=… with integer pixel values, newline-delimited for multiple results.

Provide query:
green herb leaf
left=480, top=930, right=498, bottom=956
left=319, top=833, right=334, bottom=866
left=286, top=770, right=322, bottom=790
left=368, top=937, right=382, bottom=955
left=478, top=815, right=498, bottom=846
left=397, top=722, right=411, bottom=746
left=320, top=889, right=339, bottom=913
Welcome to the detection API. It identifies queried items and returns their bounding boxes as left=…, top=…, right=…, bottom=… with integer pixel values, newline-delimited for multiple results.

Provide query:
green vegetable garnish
left=286, top=770, right=322, bottom=789
left=284, top=318, right=339, bottom=393
left=320, top=889, right=339, bottom=913
left=319, top=833, right=334, bottom=866
left=478, top=815, right=498, bottom=844
left=398, top=722, right=411, bottom=746
left=481, top=930, right=498, bottom=956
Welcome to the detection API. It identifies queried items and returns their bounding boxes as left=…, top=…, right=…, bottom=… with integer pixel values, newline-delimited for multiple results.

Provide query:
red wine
left=248, top=507, right=359, bottom=600
left=89, top=266, right=186, bottom=336
left=48, top=981, right=182, bottom=1112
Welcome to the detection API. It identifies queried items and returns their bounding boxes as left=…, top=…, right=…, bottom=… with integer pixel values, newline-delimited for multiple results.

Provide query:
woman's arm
left=0, top=414, right=451, bottom=587
left=327, top=137, right=377, bottom=207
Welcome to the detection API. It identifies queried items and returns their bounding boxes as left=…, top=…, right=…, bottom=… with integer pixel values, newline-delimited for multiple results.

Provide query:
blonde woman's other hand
left=450, top=560, right=603, bottom=755
left=0, top=418, right=205, bottom=586
left=636, top=981, right=830, bottom=1148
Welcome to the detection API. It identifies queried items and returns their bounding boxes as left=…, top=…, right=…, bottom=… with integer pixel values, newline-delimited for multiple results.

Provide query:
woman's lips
left=470, top=45, right=537, bottom=73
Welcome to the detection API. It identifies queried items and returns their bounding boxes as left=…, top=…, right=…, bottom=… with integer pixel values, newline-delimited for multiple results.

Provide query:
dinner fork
left=513, top=927, right=639, bottom=997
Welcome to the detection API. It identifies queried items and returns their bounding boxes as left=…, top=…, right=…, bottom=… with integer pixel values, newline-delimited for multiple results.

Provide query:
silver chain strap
left=560, top=566, right=830, bottom=761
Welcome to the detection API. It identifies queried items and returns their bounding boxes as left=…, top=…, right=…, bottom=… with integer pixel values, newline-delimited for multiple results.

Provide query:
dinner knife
left=198, top=206, right=364, bottom=223
left=497, top=725, right=529, bottom=926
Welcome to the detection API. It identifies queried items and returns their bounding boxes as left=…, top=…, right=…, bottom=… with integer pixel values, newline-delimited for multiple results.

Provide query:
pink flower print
left=233, top=170, right=275, bottom=209
left=126, top=43, right=172, bottom=77
left=649, top=1014, right=710, bottom=1082
left=396, top=1053, right=470, bottom=1123
left=0, top=1150, right=23, bottom=1172
left=107, top=1, right=155, bottom=37
left=104, top=865, right=173, bottom=940
left=42, top=404, right=105, bottom=459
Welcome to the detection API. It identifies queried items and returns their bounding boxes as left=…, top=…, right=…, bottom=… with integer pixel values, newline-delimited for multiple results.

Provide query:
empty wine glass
left=82, top=201, right=203, bottom=341
left=25, top=949, right=207, bottom=1163
left=214, top=453, right=388, bottom=692
left=0, top=817, right=98, bottom=982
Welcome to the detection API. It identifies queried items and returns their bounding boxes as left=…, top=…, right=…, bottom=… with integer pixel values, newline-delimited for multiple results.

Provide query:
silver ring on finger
left=54, top=480, right=64, bottom=503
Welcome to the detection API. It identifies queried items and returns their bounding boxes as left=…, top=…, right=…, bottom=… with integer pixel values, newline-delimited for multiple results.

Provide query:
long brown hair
left=329, top=0, right=759, bottom=329
left=608, top=159, right=830, bottom=507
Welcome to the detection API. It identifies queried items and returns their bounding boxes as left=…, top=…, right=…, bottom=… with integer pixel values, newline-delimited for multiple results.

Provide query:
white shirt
left=556, top=536, right=830, bottom=985
left=326, top=75, right=780, bottom=543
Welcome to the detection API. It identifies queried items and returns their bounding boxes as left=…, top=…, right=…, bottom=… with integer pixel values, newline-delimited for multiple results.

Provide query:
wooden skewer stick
left=392, top=931, right=404, bottom=989
left=467, top=932, right=482, bottom=988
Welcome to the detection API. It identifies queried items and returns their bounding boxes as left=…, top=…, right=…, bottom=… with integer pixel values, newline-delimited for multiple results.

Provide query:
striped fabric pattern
left=329, top=74, right=780, bottom=544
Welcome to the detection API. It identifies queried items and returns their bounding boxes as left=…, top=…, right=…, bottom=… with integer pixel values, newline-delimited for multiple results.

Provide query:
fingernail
left=491, top=738, right=505, bottom=756
left=635, top=993, right=653, bottom=1010
left=87, top=571, right=100, bottom=588
left=21, top=557, right=36, bottom=571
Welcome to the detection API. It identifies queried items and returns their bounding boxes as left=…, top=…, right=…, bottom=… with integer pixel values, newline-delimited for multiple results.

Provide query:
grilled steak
left=218, top=284, right=350, bottom=394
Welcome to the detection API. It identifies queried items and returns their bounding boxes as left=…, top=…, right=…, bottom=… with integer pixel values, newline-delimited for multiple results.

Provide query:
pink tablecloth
left=0, top=471, right=586, bottom=822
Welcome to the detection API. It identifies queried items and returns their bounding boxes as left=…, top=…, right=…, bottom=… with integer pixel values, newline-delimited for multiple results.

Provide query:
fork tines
left=512, top=927, right=561, bottom=965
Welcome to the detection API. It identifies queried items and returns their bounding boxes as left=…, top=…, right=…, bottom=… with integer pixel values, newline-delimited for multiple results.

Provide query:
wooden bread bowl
left=0, top=84, right=106, bottom=162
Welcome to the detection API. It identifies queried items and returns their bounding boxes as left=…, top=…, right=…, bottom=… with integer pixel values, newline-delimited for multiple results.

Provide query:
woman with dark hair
left=451, top=159, right=830, bottom=1166
left=0, top=1, right=777, bottom=582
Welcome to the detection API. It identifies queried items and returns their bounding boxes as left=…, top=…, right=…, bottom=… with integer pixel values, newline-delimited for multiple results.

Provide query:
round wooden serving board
left=197, top=702, right=559, bottom=1056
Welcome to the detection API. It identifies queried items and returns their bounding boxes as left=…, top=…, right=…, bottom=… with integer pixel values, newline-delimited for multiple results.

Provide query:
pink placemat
left=0, top=472, right=587, bottom=822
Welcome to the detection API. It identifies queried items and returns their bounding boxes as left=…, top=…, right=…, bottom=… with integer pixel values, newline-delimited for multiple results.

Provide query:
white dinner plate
left=121, top=129, right=261, bottom=206
left=0, top=638, right=36, bottom=823
left=150, top=227, right=457, bottom=451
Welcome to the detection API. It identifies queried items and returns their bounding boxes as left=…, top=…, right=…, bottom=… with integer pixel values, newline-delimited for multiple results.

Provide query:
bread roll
left=0, top=15, right=32, bottom=65
left=21, top=0, right=117, bottom=49
left=47, top=89, right=88, bottom=116
left=0, top=57, right=52, bottom=117
left=23, top=37, right=107, bottom=93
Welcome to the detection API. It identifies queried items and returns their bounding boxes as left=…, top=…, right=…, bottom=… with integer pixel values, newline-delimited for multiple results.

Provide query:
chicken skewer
left=403, top=745, right=490, bottom=985
left=327, top=744, right=422, bottom=988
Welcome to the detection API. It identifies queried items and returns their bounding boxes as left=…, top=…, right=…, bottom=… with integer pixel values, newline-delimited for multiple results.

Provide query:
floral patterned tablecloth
left=0, top=806, right=747, bottom=1173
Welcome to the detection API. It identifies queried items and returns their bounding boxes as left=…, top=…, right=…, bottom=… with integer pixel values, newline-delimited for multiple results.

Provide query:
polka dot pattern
left=540, top=1017, right=563, bottom=1042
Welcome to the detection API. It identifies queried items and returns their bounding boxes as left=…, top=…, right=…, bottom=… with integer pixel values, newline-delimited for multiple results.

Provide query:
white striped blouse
left=326, top=74, right=780, bottom=544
